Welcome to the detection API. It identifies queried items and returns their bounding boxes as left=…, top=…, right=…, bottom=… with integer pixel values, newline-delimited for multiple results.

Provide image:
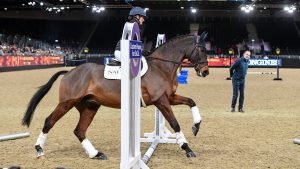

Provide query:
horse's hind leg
left=35, top=101, right=75, bottom=158
left=154, top=94, right=196, bottom=158
left=169, top=94, right=202, bottom=136
left=74, top=99, right=107, bottom=160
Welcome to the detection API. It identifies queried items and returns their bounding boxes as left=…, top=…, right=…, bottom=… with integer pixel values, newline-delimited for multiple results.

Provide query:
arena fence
left=82, top=54, right=300, bottom=68
left=1, top=54, right=300, bottom=72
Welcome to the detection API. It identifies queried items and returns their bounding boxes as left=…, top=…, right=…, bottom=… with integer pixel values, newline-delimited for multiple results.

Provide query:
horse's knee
left=170, top=119, right=180, bottom=132
left=74, top=128, right=85, bottom=142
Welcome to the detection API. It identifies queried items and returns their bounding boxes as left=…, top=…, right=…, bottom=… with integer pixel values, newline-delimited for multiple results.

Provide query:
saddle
left=106, top=58, right=121, bottom=66
left=104, top=57, right=148, bottom=80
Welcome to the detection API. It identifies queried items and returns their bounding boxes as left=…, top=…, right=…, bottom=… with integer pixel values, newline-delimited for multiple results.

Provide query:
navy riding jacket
left=230, top=57, right=249, bottom=80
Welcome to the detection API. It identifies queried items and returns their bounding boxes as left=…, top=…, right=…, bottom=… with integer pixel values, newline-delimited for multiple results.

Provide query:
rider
left=114, top=6, right=149, bottom=62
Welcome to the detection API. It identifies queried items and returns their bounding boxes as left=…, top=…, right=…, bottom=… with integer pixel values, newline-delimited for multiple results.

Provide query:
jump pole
left=120, top=22, right=148, bottom=169
left=293, top=138, right=300, bottom=145
left=0, top=132, right=30, bottom=142
left=140, top=34, right=176, bottom=164
left=248, top=72, right=276, bottom=75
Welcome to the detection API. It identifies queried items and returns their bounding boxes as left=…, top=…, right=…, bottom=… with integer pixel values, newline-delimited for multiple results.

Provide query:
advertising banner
left=207, top=58, right=237, bottom=67
left=248, top=59, right=282, bottom=67
left=0, top=56, right=64, bottom=68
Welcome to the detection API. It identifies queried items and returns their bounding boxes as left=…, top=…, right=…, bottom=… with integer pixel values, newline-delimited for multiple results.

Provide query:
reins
left=147, top=56, right=182, bottom=65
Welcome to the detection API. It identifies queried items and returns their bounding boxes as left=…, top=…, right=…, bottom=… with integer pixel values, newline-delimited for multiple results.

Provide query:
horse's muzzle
left=196, top=65, right=209, bottom=77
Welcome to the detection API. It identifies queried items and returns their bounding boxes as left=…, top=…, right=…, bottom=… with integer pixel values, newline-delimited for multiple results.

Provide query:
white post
left=120, top=22, right=148, bottom=169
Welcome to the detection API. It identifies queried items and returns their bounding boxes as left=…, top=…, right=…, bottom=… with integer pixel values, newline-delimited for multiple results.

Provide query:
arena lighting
left=181, top=6, right=184, bottom=9
left=191, top=8, right=197, bottom=13
left=284, top=5, right=296, bottom=13
left=92, top=6, right=105, bottom=13
left=28, top=1, right=36, bottom=6
left=40, top=2, right=44, bottom=6
left=241, top=5, right=254, bottom=13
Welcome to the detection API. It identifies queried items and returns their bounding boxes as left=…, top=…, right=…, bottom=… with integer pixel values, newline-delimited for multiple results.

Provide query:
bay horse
left=22, top=33, right=209, bottom=160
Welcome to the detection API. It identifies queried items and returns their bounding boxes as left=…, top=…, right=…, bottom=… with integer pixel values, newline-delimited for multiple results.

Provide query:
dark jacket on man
left=230, top=57, right=249, bottom=81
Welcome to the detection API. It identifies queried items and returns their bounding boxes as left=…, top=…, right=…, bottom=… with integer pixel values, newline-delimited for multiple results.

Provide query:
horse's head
left=188, top=32, right=209, bottom=77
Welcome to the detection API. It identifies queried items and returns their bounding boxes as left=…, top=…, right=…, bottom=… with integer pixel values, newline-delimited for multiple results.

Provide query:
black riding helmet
left=129, top=7, right=147, bottom=19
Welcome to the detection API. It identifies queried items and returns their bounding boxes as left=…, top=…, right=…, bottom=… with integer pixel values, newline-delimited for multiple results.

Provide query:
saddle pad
left=104, top=57, right=148, bottom=80
left=104, top=65, right=121, bottom=79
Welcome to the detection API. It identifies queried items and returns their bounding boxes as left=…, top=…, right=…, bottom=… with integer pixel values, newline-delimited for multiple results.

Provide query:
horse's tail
left=22, top=70, right=68, bottom=127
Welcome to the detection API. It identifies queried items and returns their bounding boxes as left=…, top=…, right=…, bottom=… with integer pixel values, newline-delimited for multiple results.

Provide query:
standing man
left=230, top=50, right=251, bottom=113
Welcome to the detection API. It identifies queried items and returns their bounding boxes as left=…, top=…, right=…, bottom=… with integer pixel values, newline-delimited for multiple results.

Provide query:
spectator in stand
left=0, top=46, right=4, bottom=56
left=260, top=43, right=265, bottom=56
left=217, top=48, right=222, bottom=56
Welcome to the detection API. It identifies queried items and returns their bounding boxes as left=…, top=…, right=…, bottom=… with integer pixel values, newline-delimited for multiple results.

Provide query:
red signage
left=181, top=58, right=238, bottom=67
left=0, top=56, right=64, bottom=68
left=208, top=58, right=237, bottom=67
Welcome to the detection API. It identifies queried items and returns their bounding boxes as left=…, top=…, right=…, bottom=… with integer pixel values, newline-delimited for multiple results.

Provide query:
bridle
left=189, top=44, right=208, bottom=70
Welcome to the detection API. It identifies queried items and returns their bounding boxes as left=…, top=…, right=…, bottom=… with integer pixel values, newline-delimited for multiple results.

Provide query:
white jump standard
left=120, top=22, right=148, bottom=169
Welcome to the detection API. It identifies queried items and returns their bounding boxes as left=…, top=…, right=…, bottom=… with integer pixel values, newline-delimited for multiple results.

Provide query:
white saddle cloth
left=104, top=57, right=148, bottom=80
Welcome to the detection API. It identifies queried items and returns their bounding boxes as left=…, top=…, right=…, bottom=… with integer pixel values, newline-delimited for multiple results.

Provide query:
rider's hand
left=142, top=50, right=150, bottom=56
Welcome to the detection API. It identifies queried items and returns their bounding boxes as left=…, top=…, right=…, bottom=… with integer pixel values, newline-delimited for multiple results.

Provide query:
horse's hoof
left=37, top=155, right=45, bottom=159
left=186, top=151, right=196, bottom=158
left=35, top=145, right=45, bottom=159
left=93, top=152, right=107, bottom=160
left=192, top=121, right=201, bottom=136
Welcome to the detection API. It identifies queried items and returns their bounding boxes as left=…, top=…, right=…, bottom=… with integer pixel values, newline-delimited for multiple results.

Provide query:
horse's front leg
left=169, top=94, right=201, bottom=136
left=154, top=94, right=196, bottom=158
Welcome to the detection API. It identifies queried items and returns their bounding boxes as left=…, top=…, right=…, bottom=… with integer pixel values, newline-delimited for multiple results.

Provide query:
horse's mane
left=149, top=34, right=194, bottom=55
